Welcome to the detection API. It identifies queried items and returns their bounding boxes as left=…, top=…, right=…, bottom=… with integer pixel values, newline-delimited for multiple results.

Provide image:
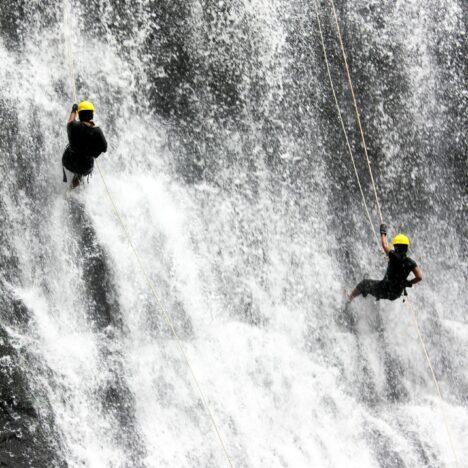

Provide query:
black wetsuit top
left=357, top=251, right=417, bottom=301
left=384, top=251, right=417, bottom=288
left=62, top=121, right=107, bottom=175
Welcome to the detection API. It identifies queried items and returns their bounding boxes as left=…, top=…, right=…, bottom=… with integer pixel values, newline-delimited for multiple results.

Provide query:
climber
left=347, top=224, right=422, bottom=303
left=62, top=101, right=107, bottom=188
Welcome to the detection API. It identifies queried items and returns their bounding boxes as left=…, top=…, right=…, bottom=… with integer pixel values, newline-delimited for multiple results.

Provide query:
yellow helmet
left=392, top=233, right=410, bottom=246
left=78, top=101, right=95, bottom=112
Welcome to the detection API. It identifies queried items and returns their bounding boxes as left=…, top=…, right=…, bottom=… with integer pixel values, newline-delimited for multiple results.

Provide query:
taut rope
left=314, top=1, right=459, bottom=464
left=62, top=1, right=234, bottom=465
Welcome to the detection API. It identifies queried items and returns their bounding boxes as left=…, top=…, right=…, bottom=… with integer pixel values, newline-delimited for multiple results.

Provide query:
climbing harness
left=313, top=0, right=459, bottom=464
left=62, top=2, right=233, bottom=466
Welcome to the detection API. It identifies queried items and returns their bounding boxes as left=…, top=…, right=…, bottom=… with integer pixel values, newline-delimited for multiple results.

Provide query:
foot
left=72, top=175, right=80, bottom=188
left=337, top=298, right=356, bottom=331
left=342, top=295, right=353, bottom=314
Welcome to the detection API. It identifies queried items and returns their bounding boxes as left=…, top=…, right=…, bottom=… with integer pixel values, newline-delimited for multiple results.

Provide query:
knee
left=349, top=287, right=360, bottom=300
left=356, top=279, right=372, bottom=297
left=356, top=280, right=367, bottom=292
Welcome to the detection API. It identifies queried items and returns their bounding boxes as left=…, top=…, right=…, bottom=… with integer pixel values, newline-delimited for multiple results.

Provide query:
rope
left=63, top=0, right=77, bottom=102
left=312, top=0, right=379, bottom=247
left=328, top=0, right=383, bottom=224
left=95, top=165, right=234, bottom=467
left=62, top=2, right=234, bottom=466
left=406, top=298, right=459, bottom=466
left=315, top=2, right=459, bottom=464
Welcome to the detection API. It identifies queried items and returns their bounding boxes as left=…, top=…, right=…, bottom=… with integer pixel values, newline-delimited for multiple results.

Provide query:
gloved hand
left=404, top=280, right=413, bottom=288
left=71, top=103, right=78, bottom=112
left=379, top=223, right=387, bottom=235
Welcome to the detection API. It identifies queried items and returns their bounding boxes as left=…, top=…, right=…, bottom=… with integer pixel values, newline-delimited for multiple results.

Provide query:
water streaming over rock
left=0, top=0, right=466, bottom=466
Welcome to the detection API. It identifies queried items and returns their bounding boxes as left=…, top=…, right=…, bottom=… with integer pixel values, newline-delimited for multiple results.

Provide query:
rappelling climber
left=347, top=224, right=422, bottom=303
left=62, top=101, right=107, bottom=188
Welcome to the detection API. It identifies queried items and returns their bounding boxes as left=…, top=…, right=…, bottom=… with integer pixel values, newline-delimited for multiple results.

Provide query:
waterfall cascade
left=0, top=0, right=466, bottom=466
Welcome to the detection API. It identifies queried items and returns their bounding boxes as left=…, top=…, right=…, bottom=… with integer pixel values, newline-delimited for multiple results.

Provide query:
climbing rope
left=95, top=166, right=234, bottom=467
left=62, top=2, right=234, bottom=466
left=312, top=0, right=379, bottom=247
left=314, top=1, right=459, bottom=464
left=406, top=297, right=459, bottom=465
left=63, top=0, right=77, bottom=102
left=328, top=0, right=383, bottom=224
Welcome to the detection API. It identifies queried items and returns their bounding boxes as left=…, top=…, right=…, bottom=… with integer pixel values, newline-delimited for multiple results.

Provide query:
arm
left=93, top=128, right=107, bottom=157
left=100, top=130, right=107, bottom=153
left=407, top=266, right=422, bottom=286
left=380, top=224, right=392, bottom=255
left=67, top=104, right=78, bottom=124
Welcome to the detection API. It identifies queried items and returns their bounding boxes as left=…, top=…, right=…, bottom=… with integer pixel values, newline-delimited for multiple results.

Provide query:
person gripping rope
left=62, top=101, right=107, bottom=188
left=347, top=224, right=422, bottom=303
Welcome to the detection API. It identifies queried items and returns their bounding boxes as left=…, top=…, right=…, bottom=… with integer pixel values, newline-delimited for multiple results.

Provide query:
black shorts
left=62, top=148, right=94, bottom=176
left=356, top=279, right=403, bottom=301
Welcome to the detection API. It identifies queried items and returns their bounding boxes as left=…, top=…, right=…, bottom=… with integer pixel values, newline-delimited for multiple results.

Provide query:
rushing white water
left=0, top=0, right=466, bottom=466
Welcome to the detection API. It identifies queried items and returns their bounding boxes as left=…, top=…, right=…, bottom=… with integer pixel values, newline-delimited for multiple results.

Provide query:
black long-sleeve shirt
left=383, top=250, right=417, bottom=287
left=62, top=121, right=107, bottom=175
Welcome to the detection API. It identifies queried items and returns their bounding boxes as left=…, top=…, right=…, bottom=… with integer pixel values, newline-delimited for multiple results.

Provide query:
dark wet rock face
left=68, top=197, right=121, bottom=331
left=0, top=1, right=26, bottom=50
left=0, top=195, right=51, bottom=465
left=0, top=326, right=61, bottom=467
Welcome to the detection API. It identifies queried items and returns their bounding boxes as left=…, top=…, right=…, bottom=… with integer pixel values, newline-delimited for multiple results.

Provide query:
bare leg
left=340, top=287, right=360, bottom=325
left=72, top=175, right=80, bottom=188
left=348, top=287, right=361, bottom=301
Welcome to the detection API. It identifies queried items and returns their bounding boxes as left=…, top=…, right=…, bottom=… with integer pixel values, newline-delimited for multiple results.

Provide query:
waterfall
left=0, top=0, right=465, bottom=466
